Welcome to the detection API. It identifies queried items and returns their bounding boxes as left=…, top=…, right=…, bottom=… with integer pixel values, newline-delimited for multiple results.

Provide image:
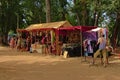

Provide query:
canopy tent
left=74, top=26, right=97, bottom=59
left=74, top=26, right=97, bottom=32
left=82, top=31, right=97, bottom=41
left=87, top=27, right=108, bottom=32
left=58, top=26, right=97, bottom=41
left=18, top=21, right=96, bottom=32
left=87, top=27, right=108, bottom=39
left=58, top=26, right=97, bottom=57
left=17, top=29, right=28, bottom=32
left=89, top=27, right=102, bottom=32
left=16, top=21, right=72, bottom=55
left=25, top=21, right=72, bottom=31
left=16, top=21, right=97, bottom=56
left=58, top=26, right=97, bottom=31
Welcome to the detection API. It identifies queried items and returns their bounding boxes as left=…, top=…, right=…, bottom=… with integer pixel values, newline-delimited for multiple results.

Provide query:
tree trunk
left=59, top=0, right=67, bottom=20
left=73, top=0, right=80, bottom=25
left=93, top=0, right=100, bottom=26
left=111, top=12, right=120, bottom=48
left=81, top=0, right=87, bottom=26
left=45, top=0, right=51, bottom=23
left=17, top=14, right=19, bottom=29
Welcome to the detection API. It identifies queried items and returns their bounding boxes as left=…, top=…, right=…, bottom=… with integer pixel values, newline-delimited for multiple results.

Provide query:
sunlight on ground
left=110, top=59, right=120, bottom=64
left=0, top=55, right=67, bottom=65
left=0, top=46, right=7, bottom=50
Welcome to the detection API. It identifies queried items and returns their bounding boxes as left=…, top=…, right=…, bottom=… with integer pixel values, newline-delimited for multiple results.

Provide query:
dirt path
left=0, top=46, right=120, bottom=80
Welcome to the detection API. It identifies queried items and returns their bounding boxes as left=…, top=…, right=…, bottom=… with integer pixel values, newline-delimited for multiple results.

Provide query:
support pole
left=80, top=30, right=83, bottom=61
left=56, top=29, right=59, bottom=55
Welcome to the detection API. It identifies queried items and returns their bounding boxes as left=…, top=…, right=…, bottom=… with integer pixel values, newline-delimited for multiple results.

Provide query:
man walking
left=91, top=34, right=107, bottom=67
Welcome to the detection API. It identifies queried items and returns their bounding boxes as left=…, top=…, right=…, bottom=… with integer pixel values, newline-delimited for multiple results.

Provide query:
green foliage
left=0, top=0, right=120, bottom=46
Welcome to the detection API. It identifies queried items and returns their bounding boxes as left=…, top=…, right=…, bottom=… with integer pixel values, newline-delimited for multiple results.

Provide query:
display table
left=31, top=44, right=45, bottom=53
left=62, top=43, right=84, bottom=57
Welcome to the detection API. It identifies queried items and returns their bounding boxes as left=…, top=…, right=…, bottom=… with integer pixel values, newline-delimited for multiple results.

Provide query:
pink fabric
left=74, top=26, right=97, bottom=32
left=58, top=26, right=97, bottom=32
left=41, top=37, right=46, bottom=44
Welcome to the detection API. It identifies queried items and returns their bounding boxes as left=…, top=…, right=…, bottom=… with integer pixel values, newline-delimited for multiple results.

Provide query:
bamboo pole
left=80, top=30, right=83, bottom=62
left=56, top=29, right=59, bottom=55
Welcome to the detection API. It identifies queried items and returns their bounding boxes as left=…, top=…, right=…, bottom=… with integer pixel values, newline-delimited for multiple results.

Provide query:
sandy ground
left=0, top=46, right=120, bottom=80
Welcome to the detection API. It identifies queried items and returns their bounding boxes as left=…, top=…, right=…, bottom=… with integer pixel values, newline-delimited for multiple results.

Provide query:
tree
left=0, top=0, right=22, bottom=44
left=104, top=0, right=120, bottom=48
left=0, top=0, right=119, bottom=47
left=45, top=0, right=51, bottom=22
left=110, top=0, right=120, bottom=48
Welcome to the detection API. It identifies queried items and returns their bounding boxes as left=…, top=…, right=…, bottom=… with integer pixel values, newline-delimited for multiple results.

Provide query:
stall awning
left=25, top=21, right=72, bottom=31
left=59, top=26, right=97, bottom=32
left=17, top=29, right=28, bottom=32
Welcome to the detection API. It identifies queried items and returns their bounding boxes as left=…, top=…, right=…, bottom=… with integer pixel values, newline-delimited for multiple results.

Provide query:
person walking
left=91, top=34, right=107, bottom=67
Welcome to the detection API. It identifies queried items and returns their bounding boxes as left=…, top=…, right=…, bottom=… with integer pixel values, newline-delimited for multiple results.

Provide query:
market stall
left=17, top=21, right=97, bottom=56
left=58, top=26, right=97, bottom=57
left=81, top=27, right=108, bottom=57
left=17, top=21, right=73, bottom=55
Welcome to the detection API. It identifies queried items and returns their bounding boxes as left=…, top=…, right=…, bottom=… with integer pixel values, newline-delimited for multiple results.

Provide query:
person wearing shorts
left=92, top=35, right=107, bottom=67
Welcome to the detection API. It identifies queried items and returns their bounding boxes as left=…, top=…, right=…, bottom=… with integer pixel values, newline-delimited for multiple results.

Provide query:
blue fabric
left=99, top=40, right=106, bottom=50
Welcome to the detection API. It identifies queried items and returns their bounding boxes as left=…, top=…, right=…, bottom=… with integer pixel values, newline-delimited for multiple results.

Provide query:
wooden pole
left=17, top=14, right=19, bottom=29
left=80, top=29, right=83, bottom=62
left=56, top=29, right=59, bottom=55
left=16, top=14, right=19, bottom=36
